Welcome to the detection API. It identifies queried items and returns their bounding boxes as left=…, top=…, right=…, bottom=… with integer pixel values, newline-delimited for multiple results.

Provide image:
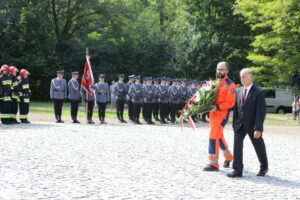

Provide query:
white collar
left=244, top=83, right=253, bottom=91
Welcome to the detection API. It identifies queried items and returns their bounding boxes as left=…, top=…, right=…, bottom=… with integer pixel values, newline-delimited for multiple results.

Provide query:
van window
left=264, top=89, right=276, bottom=98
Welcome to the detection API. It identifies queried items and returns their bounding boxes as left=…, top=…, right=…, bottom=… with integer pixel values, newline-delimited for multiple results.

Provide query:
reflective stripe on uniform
left=22, top=84, right=29, bottom=89
left=210, top=160, right=219, bottom=165
left=13, top=82, right=18, bottom=87
left=0, top=114, right=10, bottom=118
left=19, top=115, right=28, bottom=119
left=23, top=98, right=30, bottom=103
left=3, top=97, right=12, bottom=101
left=223, top=150, right=233, bottom=160
left=2, top=80, right=12, bottom=85
left=209, top=154, right=219, bottom=159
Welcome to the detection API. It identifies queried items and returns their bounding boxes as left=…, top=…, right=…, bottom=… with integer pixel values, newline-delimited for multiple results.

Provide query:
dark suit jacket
left=232, top=84, right=266, bottom=133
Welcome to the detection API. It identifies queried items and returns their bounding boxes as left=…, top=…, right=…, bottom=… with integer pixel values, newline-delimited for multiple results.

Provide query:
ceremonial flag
left=81, top=49, right=94, bottom=94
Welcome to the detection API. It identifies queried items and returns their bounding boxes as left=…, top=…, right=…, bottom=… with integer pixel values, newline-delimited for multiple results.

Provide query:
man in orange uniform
left=204, top=61, right=237, bottom=171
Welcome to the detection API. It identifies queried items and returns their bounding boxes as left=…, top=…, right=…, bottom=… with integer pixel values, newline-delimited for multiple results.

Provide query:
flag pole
left=85, top=47, right=89, bottom=123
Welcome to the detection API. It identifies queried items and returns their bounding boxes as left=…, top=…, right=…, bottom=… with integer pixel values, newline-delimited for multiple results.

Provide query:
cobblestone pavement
left=0, top=121, right=299, bottom=199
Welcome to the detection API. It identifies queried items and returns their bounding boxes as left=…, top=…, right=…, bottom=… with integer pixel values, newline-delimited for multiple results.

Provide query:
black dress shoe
left=223, top=160, right=231, bottom=168
left=88, top=121, right=95, bottom=124
left=227, top=171, right=243, bottom=178
left=257, top=169, right=268, bottom=177
left=203, top=165, right=219, bottom=171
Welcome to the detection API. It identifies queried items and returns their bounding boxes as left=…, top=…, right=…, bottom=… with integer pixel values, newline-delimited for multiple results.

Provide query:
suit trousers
left=233, top=127, right=268, bottom=173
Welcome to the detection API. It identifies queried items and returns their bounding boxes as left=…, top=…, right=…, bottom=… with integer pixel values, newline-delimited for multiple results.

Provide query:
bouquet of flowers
left=180, top=80, right=219, bottom=129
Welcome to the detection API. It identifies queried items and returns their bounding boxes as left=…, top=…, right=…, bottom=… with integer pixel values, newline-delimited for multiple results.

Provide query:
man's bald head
left=216, top=61, right=230, bottom=79
left=217, top=62, right=230, bottom=70
left=240, top=68, right=254, bottom=87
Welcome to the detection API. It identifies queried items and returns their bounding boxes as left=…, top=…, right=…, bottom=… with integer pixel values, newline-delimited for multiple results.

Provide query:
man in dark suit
left=228, top=68, right=268, bottom=178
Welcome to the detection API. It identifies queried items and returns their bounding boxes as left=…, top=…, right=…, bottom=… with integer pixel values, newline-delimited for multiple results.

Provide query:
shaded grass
left=30, top=101, right=125, bottom=119
left=30, top=102, right=299, bottom=126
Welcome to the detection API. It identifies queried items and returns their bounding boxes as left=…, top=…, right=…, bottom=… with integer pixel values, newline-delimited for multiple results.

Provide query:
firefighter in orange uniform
left=204, top=62, right=237, bottom=171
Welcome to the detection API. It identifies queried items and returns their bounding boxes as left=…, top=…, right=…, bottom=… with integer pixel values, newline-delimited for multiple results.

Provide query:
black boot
left=21, top=119, right=30, bottom=124
left=55, top=115, right=60, bottom=123
left=59, top=115, right=64, bottom=123
left=120, top=113, right=127, bottom=123
left=117, top=113, right=122, bottom=122
left=102, top=116, right=107, bottom=124
left=203, top=165, right=219, bottom=172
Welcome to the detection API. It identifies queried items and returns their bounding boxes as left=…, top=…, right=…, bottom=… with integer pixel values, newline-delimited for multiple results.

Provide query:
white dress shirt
left=243, top=83, right=253, bottom=100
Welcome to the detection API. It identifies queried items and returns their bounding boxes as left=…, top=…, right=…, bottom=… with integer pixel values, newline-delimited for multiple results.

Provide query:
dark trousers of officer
left=53, top=99, right=64, bottom=120
left=178, top=102, right=185, bottom=117
left=142, top=104, right=146, bottom=121
left=19, top=101, right=29, bottom=122
left=1, top=101, right=12, bottom=124
left=170, top=103, right=178, bottom=123
left=85, top=100, right=94, bottom=121
left=70, top=100, right=80, bottom=122
left=127, top=101, right=134, bottom=121
left=166, top=103, right=171, bottom=120
left=159, top=103, right=168, bottom=122
left=143, top=103, right=153, bottom=123
left=11, top=99, right=18, bottom=122
left=133, top=103, right=142, bottom=122
left=153, top=102, right=159, bottom=120
left=233, top=127, right=268, bottom=173
left=97, top=102, right=107, bottom=121
left=116, top=99, right=125, bottom=120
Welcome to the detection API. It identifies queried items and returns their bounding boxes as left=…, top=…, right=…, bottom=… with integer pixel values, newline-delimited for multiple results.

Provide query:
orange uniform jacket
left=210, top=76, right=237, bottom=124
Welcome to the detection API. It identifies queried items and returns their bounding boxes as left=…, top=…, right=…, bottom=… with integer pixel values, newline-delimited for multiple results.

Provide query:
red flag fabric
left=81, top=53, right=94, bottom=94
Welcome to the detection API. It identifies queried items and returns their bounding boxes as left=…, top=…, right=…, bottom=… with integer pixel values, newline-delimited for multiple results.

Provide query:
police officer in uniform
left=9, top=66, right=20, bottom=124
left=126, top=74, right=135, bottom=122
left=113, top=74, right=127, bottom=123
left=128, top=76, right=144, bottom=124
left=188, top=80, right=198, bottom=98
left=68, top=71, right=81, bottom=123
left=0, top=64, right=13, bottom=125
left=165, top=77, right=171, bottom=121
left=91, top=74, right=110, bottom=124
left=168, top=79, right=180, bottom=124
left=143, top=77, right=155, bottom=124
left=156, top=77, right=169, bottom=124
left=179, top=79, right=189, bottom=121
left=152, top=78, right=160, bottom=121
left=81, top=86, right=95, bottom=124
left=18, top=69, right=31, bottom=123
left=50, top=70, right=67, bottom=123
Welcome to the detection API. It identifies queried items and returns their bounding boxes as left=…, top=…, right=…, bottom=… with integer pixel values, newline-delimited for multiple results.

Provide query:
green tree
left=235, top=0, right=300, bottom=86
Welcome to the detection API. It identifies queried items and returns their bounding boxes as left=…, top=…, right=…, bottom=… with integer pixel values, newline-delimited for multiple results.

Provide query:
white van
left=262, top=88, right=294, bottom=114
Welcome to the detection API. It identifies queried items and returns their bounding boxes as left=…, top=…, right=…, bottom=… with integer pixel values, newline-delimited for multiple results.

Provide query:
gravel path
left=0, top=119, right=299, bottom=199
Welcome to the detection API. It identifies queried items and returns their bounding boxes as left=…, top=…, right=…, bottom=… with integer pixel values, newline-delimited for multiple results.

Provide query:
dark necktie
left=243, top=88, right=248, bottom=105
